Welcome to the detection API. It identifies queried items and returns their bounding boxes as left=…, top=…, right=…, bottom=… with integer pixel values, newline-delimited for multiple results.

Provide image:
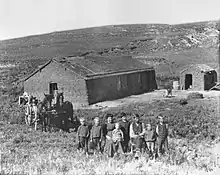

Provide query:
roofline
left=180, top=64, right=215, bottom=74
left=85, top=68, right=155, bottom=80
left=21, top=58, right=154, bottom=82
left=21, top=59, right=52, bottom=82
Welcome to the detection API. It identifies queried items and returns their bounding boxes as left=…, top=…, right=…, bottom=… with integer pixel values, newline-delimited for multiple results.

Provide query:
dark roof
left=55, top=55, right=153, bottom=77
left=23, top=56, right=154, bottom=81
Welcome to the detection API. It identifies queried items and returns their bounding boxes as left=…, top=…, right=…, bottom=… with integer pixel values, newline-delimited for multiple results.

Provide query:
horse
left=35, top=94, right=54, bottom=132
left=54, top=93, right=80, bottom=132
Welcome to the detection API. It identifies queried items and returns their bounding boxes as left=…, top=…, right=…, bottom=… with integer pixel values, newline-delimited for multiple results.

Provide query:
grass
left=1, top=97, right=220, bottom=175
left=0, top=20, right=219, bottom=174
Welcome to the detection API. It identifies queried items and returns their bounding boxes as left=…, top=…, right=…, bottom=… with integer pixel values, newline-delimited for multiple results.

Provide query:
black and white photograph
left=0, top=0, right=220, bottom=174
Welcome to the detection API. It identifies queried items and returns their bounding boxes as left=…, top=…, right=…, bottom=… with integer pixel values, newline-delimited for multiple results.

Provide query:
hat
left=106, top=113, right=113, bottom=119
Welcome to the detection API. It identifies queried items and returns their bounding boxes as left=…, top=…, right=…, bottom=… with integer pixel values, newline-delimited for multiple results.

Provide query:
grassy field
left=1, top=95, right=220, bottom=175
left=0, top=20, right=219, bottom=174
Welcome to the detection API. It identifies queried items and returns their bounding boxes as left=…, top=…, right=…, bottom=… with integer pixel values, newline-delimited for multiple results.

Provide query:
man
left=129, top=114, right=146, bottom=156
left=120, top=112, right=130, bottom=152
left=156, top=115, right=169, bottom=157
left=90, top=117, right=103, bottom=154
left=77, top=117, right=90, bottom=155
left=51, top=90, right=59, bottom=108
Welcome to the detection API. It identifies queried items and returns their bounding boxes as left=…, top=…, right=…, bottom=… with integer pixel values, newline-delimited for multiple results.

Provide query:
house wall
left=24, top=61, right=88, bottom=108
left=180, top=67, right=204, bottom=90
left=86, top=70, right=157, bottom=104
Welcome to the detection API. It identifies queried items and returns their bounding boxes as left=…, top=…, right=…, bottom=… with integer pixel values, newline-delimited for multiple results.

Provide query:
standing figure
left=90, top=117, right=103, bottom=154
left=120, top=113, right=130, bottom=152
left=112, top=122, right=124, bottom=156
left=156, top=115, right=169, bottom=157
left=25, top=97, right=38, bottom=127
left=51, top=90, right=58, bottom=108
left=103, top=114, right=115, bottom=157
left=144, top=123, right=157, bottom=157
left=129, top=114, right=146, bottom=156
left=77, top=117, right=90, bottom=155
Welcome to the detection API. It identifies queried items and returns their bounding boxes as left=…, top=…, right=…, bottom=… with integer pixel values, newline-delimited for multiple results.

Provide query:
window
left=49, top=82, right=58, bottom=94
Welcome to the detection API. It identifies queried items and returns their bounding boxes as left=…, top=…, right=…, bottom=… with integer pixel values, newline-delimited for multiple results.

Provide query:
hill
left=0, top=20, right=219, bottom=89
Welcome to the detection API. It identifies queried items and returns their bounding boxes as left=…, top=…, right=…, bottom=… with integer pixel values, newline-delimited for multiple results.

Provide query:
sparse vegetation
left=0, top=20, right=219, bottom=174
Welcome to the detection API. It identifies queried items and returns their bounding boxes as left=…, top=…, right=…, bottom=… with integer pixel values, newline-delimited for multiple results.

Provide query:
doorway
left=49, top=82, right=58, bottom=94
left=185, top=74, right=192, bottom=90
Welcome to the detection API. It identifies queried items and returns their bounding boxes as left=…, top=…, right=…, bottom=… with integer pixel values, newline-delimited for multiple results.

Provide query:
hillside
left=0, top=20, right=219, bottom=89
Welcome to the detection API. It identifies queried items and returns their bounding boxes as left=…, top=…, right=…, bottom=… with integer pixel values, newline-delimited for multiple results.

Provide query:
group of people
left=77, top=113, right=169, bottom=158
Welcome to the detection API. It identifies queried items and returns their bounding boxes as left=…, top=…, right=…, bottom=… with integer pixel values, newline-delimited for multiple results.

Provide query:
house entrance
left=185, top=74, right=192, bottom=90
left=49, top=82, right=58, bottom=94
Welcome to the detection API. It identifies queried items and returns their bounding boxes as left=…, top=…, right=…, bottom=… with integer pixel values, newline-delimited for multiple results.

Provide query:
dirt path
left=88, top=90, right=220, bottom=110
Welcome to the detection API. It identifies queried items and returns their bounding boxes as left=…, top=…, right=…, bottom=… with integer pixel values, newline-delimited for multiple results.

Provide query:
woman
left=103, top=113, right=115, bottom=157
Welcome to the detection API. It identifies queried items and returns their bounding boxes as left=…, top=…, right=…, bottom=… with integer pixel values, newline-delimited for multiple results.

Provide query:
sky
left=0, top=0, right=219, bottom=40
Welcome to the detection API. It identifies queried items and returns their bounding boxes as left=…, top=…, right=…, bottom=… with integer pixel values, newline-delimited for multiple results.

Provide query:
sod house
left=180, top=64, right=217, bottom=91
left=23, top=56, right=157, bottom=108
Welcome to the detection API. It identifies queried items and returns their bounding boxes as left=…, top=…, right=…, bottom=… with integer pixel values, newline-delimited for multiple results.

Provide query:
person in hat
left=77, top=117, right=90, bottom=155
left=103, top=113, right=115, bottom=157
left=156, top=115, right=169, bottom=156
left=129, top=114, right=146, bottom=155
left=90, top=117, right=103, bottom=154
left=119, top=112, right=130, bottom=152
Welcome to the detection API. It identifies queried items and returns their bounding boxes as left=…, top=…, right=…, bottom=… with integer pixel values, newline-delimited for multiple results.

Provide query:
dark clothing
left=131, top=137, right=145, bottom=152
left=113, top=140, right=124, bottom=154
left=132, top=122, right=143, bottom=135
left=157, top=137, right=169, bottom=154
left=104, top=123, right=115, bottom=157
left=144, top=129, right=157, bottom=142
left=90, top=125, right=103, bottom=139
left=104, top=123, right=115, bottom=137
left=120, top=121, right=130, bottom=152
left=157, top=123, right=168, bottom=139
left=90, top=138, right=101, bottom=152
left=77, top=137, right=89, bottom=153
left=77, top=125, right=90, bottom=138
left=156, top=123, right=169, bottom=154
left=77, top=124, right=89, bottom=153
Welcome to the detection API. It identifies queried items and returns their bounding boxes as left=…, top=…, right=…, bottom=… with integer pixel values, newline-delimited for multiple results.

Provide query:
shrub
left=187, top=92, right=203, bottom=100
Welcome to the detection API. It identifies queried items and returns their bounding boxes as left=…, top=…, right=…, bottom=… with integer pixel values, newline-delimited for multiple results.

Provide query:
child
left=144, top=123, right=157, bottom=156
left=112, top=122, right=124, bottom=155
left=156, top=115, right=169, bottom=156
left=77, top=117, right=90, bottom=154
left=90, top=117, right=103, bottom=154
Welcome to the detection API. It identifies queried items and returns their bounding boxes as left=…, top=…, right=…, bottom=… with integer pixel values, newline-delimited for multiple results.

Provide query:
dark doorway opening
left=185, top=74, right=192, bottom=90
left=49, top=82, right=58, bottom=94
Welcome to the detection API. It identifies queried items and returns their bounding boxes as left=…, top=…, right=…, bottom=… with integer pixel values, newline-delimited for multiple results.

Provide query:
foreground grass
left=1, top=123, right=220, bottom=175
left=1, top=97, right=220, bottom=175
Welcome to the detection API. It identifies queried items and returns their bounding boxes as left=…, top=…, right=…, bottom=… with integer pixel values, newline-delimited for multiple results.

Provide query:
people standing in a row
left=76, top=113, right=169, bottom=158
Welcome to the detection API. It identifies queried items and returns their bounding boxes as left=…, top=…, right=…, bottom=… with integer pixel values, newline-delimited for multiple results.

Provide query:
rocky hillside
left=0, top=20, right=219, bottom=90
